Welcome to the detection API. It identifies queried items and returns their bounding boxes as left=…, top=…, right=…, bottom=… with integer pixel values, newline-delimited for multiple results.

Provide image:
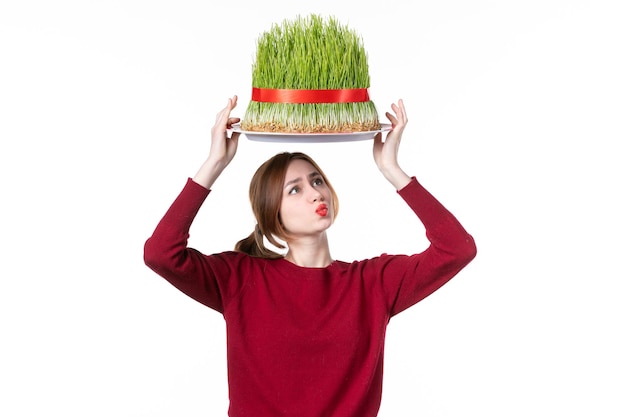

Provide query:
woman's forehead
left=287, top=158, right=315, bottom=172
left=284, top=159, right=319, bottom=184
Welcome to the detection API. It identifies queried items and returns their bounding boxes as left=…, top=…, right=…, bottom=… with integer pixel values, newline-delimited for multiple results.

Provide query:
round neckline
left=273, top=257, right=339, bottom=273
left=272, top=258, right=338, bottom=280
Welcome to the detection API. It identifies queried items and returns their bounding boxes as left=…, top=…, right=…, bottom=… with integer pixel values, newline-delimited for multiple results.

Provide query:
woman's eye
left=288, top=187, right=300, bottom=195
left=312, top=178, right=324, bottom=186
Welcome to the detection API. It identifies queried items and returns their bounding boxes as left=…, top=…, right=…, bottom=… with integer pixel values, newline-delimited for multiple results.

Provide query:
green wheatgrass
left=241, top=14, right=380, bottom=133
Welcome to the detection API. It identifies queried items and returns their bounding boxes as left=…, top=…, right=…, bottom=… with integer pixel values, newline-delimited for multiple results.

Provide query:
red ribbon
left=251, top=87, right=370, bottom=104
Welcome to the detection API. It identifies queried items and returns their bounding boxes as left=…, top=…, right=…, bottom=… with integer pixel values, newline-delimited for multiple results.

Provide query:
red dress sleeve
left=143, top=178, right=247, bottom=313
left=385, top=177, right=477, bottom=316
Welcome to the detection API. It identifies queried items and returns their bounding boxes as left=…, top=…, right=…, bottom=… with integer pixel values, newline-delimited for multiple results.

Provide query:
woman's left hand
left=373, top=99, right=412, bottom=189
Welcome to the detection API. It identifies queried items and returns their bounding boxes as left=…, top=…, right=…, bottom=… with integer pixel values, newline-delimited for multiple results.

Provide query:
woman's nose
left=310, top=188, right=323, bottom=202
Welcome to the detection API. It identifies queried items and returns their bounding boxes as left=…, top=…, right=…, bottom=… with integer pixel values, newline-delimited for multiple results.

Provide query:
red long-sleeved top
left=144, top=177, right=476, bottom=417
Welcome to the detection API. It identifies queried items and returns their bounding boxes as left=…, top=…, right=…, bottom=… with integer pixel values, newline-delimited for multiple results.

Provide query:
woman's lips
left=316, top=203, right=328, bottom=217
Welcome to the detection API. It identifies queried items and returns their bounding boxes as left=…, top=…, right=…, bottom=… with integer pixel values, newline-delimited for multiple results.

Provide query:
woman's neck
left=283, top=235, right=333, bottom=268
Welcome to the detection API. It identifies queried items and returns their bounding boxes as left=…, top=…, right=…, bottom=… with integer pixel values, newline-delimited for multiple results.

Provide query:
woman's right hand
left=208, top=95, right=241, bottom=169
left=193, top=95, right=241, bottom=189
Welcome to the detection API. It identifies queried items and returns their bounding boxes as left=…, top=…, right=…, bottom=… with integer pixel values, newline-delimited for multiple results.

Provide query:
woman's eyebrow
left=284, top=171, right=320, bottom=189
left=284, top=177, right=303, bottom=189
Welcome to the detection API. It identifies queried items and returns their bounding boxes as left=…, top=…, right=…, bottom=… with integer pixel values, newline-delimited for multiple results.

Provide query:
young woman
left=144, top=95, right=477, bottom=416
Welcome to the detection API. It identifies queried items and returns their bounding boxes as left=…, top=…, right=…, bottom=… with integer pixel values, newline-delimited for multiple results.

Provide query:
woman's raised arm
left=193, top=95, right=241, bottom=189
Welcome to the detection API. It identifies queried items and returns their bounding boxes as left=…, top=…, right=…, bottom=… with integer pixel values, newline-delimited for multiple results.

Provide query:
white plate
left=230, top=123, right=392, bottom=143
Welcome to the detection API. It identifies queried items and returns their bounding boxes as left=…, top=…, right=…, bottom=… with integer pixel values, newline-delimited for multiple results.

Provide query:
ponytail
left=234, top=224, right=283, bottom=259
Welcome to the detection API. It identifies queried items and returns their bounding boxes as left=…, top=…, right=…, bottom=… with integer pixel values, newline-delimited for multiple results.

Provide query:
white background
left=1, top=0, right=624, bottom=416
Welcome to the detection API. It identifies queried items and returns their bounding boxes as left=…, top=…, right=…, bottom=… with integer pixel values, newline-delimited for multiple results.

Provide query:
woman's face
left=279, top=159, right=334, bottom=237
